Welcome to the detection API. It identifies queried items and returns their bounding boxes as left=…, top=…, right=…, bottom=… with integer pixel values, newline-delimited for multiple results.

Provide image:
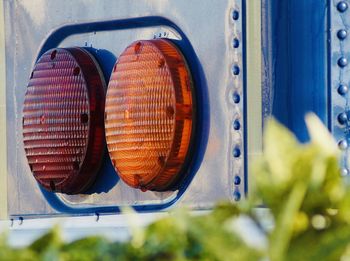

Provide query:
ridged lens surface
left=105, top=39, right=194, bottom=191
left=22, top=48, right=105, bottom=194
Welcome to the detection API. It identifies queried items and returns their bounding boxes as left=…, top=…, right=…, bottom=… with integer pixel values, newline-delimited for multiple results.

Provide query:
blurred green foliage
left=253, top=114, right=350, bottom=261
left=2, top=114, right=350, bottom=260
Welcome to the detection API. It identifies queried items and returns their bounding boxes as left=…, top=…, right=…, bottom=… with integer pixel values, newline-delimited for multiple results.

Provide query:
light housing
left=105, top=39, right=195, bottom=191
left=22, top=47, right=106, bottom=194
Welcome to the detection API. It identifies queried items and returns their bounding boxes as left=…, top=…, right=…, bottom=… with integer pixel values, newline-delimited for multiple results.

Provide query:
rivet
left=338, top=84, right=349, bottom=95
left=158, top=155, right=166, bottom=166
left=338, top=139, right=348, bottom=150
left=341, top=168, right=349, bottom=176
left=73, top=67, right=80, bottom=76
left=233, top=191, right=241, bottom=201
left=233, top=38, right=240, bottom=48
left=166, top=106, right=175, bottom=117
left=233, top=120, right=241, bottom=130
left=232, top=65, right=240, bottom=75
left=338, top=29, right=348, bottom=40
left=80, top=113, right=89, bottom=124
left=337, top=2, right=348, bottom=12
left=234, top=176, right=241, bottom=185
left=50, top=50, right=57, bottom=60
left=338, top=112, right=348, bottom=125
left=338, top=57, right=348, bottom=67
left=232, top=10, right=239, bottom=20
left=134, top=42, right=142, bottom=54
left=233, top=92, right=240, bottom=103
left=157, top=58, right=165, bottom=68
left=233, top=147, right=241, bottom=158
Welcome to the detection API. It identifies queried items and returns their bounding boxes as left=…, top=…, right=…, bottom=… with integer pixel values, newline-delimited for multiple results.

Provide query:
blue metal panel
left=263, top=0, right=328, bottom=142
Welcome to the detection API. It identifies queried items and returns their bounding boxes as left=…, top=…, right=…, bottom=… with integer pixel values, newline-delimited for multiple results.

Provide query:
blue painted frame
left=263, top=0, right=328, bottom=142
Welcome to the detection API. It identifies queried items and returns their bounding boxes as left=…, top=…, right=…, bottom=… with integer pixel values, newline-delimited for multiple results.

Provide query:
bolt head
left=233, top=191, right=241, bottom=201
left=339, top=140, right=348, bottom=150
left=233, top=93, right=240, bottom=103
left=233, top=38, right=240, bottom=48
left=338, top=57, right=348, bottom=67
left=233, top=120, right=241, bottom=130
left=234, top=176, right=241, bottom=185
left=338, top=84, right=349, bottom=95
left=232, top=65, right=240, bottom=75
left=337, top=2, right=348, bottom=12
left=338, top=112, right=348, bottom=124
left=232, top=10, right=239, bottom=20
left=338, top=29, right=348, bottom=40
left=233, top=148, right=241, bottom=158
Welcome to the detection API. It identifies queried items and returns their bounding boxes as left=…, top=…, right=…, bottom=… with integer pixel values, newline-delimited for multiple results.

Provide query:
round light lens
left=22, top=47, right=106, bottom=194
left=105, top=39, right=194, bottom=191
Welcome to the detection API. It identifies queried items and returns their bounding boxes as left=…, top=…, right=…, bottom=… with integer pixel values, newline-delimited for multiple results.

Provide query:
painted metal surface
left=262, top=0, right=328, bottom=142
left=2, top=0, right=261, bottom=217
left=263, top=0, right=350, bottom=176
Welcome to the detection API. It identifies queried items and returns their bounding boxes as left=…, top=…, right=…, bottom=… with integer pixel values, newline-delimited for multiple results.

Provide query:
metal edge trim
left=0, top=0, right=8, bottom=219
left=246, top=0, right=262, bottom=196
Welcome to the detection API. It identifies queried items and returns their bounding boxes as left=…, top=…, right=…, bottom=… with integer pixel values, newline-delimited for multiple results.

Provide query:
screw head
left=233, top=120, right=241, bottom=130
left=338, top=112, right=348, bottom=124
left=234, top=176, right=241, bottom=185
left=337, top=2, right=348, bottom=12
left=233, top=191, right=241, bottom=201
left=338, top=29, right=348, bottom=40
left=233, top=38, right=240, bottom=48
left=338, top=84, right=349, bottom=95
left=232, top=10, right=239, bottom=20
left=233, top=147, right=241, bottom=158
left=339, top=140, right=348, bottom=150
left=338, top=57, right=348, bottom=67
left=233, top=92, right=240, bottom=103
left=232, top=65, right=240, bottom=75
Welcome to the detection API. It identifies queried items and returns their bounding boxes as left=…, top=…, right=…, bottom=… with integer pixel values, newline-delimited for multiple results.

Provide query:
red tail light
left=22, top=47, right=105, bottom=194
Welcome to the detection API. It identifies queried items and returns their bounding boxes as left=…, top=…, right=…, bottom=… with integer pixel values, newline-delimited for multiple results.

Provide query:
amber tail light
left=22, top=47, right=106, bottom=194
left=105, top=39, right=194, bottom=191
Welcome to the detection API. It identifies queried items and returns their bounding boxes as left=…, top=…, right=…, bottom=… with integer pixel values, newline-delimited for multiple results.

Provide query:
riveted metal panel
left=2, top=0, right=262, bottom=218
left=330, top=0, right=350, bottom=176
